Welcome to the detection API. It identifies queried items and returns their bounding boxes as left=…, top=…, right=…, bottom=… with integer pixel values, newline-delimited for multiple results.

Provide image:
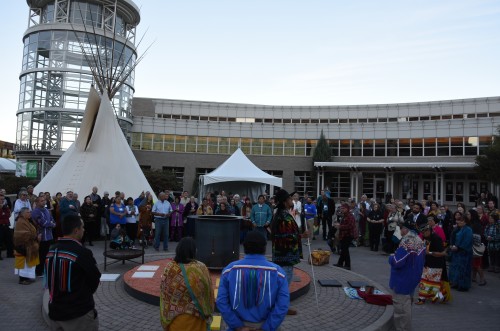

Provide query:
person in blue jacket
left=388, top=219, right=425, bottom=331
left=216, top=231, right=289, bottom=331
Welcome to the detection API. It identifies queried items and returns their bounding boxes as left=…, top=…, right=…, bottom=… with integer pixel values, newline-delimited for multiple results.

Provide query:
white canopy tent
left=35, top=87, right=156, bottom=201
left=199, top=148, right=282, bottom=201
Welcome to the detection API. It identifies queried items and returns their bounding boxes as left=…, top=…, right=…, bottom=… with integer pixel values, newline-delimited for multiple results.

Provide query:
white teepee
left=35, top=87, right=156, bottom=200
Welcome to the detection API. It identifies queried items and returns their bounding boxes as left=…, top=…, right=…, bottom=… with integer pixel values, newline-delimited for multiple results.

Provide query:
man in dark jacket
left=46, top=214, right=101, bottom=330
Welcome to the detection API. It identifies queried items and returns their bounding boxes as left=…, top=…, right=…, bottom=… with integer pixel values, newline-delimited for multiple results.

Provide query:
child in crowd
left=110, top=224, right=133, bottom=249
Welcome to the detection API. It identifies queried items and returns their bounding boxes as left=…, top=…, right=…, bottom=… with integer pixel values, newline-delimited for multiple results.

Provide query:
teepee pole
left=303, top=217, right=320, bottom=313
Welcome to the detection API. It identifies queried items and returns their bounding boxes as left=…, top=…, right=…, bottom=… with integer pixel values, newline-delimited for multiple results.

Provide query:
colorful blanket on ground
left=343, top=287, right=385, bottom=299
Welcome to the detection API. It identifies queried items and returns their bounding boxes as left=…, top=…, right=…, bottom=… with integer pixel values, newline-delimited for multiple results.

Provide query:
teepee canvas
left=35, top=87, right=155, bottom=200
left=35, top=4, right=155, bottom=199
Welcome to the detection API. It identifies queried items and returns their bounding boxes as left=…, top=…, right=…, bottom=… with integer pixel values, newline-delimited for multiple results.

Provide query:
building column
left=321, top=168, right=325, bottom=192
left=385, top=168, right=394, bottom=197
left=316, top=167, right=321, bottom=197
left=435, top=172, right=440, bottom=204
left=350, top=171, right=356, bottom=199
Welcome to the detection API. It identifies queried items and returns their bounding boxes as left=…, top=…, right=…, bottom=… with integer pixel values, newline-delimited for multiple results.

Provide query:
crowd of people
left=1, top=183, right=500, bottom=330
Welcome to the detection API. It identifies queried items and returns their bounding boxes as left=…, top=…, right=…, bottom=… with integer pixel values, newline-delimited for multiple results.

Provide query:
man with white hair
left=152, top=192, right=172, bottom=251
left=233, top=194, right=243, bottom=214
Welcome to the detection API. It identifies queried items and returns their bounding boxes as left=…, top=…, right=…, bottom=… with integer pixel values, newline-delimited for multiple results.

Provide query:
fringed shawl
left=160, top=260, right=214, bottom=330
left=13, top=217, right=39, bottom=266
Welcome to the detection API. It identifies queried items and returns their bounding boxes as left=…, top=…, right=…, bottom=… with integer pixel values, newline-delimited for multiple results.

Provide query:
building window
left=352, top=140, right=361, bottom=156
left=162, top=166, right=184, bottom=189
left=329, top=172, right=350, bottom=199
left=423, top=138, right=436, bottom=157
left=374, top=139, right=385, bottom=157
left=479, top=136, right=492, bottom=154
left=450, top=137, right=463, bottom=156
left=437, top=137, right=449, bottom=156
left=363, top=140, right=373, bottom=157
left=465, top=137, right=478, bottom=156
left=411, top=139, right=423, bottom=157
left=263, top=170, right=283, bottom=195
left=339, top=140, right=350, bottom=156
left=294, top=171, right=314, bottom=197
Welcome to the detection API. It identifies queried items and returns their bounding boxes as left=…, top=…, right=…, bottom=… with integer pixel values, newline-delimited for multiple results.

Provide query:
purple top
left=31, top=207, right=55, bottom=241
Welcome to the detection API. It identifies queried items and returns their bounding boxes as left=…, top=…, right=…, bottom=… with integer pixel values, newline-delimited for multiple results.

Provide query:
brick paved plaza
left=1, top=238, right=499, bottom=331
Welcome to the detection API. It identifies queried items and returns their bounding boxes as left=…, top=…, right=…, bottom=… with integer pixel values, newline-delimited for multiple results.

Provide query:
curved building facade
left=130, top=96, right=500, bottom=206
left=16, top=0, right=140, bottom=176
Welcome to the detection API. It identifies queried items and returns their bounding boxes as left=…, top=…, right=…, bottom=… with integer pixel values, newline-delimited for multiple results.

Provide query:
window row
left=15, top=111, right=132, bottom=151
left=130, top=133, right=493, bottom=157
left=40, top=2, right=128, bottom=37
left=131, top=133, right=315, bottom=156
left=18, top=71, right=133, bottom=119
left=332, top=137, right=492, bottom=157
left=155, top=111, right=500, bottom=124
left=22, top=31, right=136, bottom=84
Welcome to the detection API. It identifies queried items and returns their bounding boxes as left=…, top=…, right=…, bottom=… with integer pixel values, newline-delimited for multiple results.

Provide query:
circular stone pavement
left=123, top=258, right=312, bottom=306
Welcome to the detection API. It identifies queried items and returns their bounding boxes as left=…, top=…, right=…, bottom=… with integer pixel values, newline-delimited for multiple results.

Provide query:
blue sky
left=1, top=0, right=499, bottom=141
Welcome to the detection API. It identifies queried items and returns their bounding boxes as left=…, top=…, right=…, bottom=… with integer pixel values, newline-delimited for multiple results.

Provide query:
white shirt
left=125, top=205, right=138, bottom=223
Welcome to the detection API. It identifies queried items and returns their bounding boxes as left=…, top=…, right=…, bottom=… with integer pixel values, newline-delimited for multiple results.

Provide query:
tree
left=475, top=128, right=500, bottom=184
left=312, top=129, right=332, bottom=162
left=0, top=174, right=39, bottom=194
left=142, top=169, right=181, bottom=194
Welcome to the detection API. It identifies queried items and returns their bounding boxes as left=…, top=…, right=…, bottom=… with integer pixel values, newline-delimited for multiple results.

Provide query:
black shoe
left=7, top=255, right=14, bottom=258
left=89, top=242, right=94, bottom=246
left=343, top=266, right=351, bottom=270
left=0, top=255, right=3, bottom=260
left=333, top=263, right=343, bottom=268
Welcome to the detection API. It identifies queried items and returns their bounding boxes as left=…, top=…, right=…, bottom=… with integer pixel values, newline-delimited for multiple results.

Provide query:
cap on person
left=103, top=191, right=109, bottom=195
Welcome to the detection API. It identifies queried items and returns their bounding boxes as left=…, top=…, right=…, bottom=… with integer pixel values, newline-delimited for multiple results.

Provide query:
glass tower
left=16, top=0, right=140, bottom=178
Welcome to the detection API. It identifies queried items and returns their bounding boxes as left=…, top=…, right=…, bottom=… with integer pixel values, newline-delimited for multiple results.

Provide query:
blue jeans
left=282, top=265, right=294, bottom=285
left=154, top=218, right=169, bottom=250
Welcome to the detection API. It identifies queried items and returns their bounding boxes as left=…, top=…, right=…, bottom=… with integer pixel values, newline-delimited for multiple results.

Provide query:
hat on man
left=274, top=189, right=296, bottom=205
left=103, top=191, right=109, bottom=195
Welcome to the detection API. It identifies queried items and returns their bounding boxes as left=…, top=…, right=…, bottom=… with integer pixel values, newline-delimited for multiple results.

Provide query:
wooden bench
left=103, top=237, right=145, bottom=271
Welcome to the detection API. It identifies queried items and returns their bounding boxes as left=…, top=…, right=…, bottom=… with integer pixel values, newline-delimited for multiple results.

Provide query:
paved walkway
left=1, top=237, right=499, bottom=330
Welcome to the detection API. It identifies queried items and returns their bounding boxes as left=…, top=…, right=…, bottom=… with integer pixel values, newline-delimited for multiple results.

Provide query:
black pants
left=36, top=240, right=53, bottom=276
left=83, top=221, right=98, bottom=244
left=0, top=224, right=14, bottom=257
left=337, top=237, right=352, bottom=267
left=368, top=223, right=383, bottom=251
left=384, top=229, right=395, bottom=253
left=321, top=214, right=332, bottom=239
left=126, top=223, right=138, bottom=243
